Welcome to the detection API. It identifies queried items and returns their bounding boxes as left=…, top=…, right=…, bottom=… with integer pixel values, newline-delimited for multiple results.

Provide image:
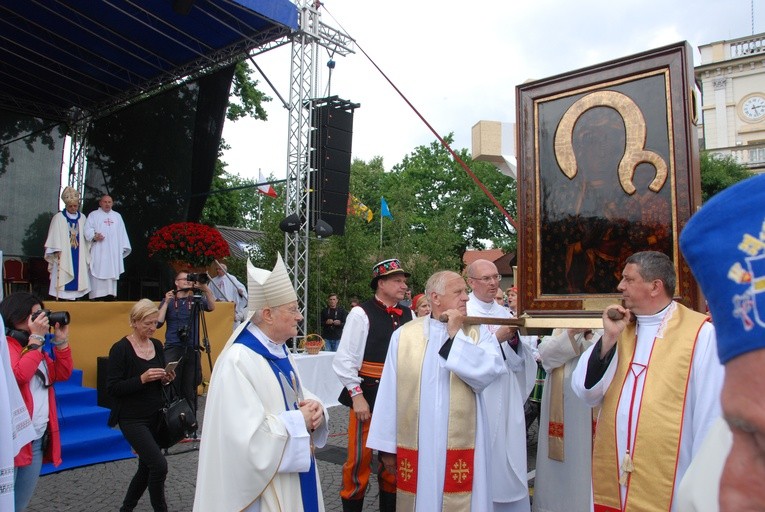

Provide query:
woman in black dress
left=107, top=299, right=175, bottom=512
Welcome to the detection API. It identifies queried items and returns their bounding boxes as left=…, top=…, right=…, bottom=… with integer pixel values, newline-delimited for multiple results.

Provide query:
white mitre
left=247, top=252, right=297, bottom=312
left=223, top=254, right=299, bottom=351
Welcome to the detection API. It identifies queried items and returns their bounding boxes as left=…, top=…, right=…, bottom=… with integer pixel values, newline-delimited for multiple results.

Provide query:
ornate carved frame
left=516, top=42, right=702, bottom=317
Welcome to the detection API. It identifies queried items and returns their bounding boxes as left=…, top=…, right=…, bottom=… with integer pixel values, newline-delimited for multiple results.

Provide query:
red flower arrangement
left=147, top=222, right=230, bottom=268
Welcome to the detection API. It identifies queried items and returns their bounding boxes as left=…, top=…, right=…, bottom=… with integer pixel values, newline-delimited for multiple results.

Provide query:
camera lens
left=49, top=311, right=70, bottom=326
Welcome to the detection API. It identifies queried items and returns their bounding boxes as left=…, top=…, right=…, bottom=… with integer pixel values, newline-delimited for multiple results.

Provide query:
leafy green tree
left=700, top=151, right=754, bottom=202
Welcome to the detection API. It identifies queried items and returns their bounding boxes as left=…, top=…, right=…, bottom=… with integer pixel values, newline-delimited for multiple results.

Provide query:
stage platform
left=50, top=301, right=234, bottom=389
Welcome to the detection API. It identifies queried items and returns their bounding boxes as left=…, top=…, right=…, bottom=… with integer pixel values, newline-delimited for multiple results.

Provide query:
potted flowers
left=147, top=222, right=230, bottom=272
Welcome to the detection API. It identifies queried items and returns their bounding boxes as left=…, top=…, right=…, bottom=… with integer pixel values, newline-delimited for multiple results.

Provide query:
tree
left=700, top=151, right=754, bottom=202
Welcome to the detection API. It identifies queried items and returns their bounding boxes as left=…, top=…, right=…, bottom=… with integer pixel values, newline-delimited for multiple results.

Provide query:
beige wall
left=55, top=301, right=234, bottom=389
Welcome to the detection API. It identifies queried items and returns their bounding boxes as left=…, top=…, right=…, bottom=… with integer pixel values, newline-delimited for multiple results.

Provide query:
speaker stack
left=310, top=96, right=359, bottom=236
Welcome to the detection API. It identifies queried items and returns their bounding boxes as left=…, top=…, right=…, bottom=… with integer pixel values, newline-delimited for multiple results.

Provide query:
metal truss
left=66, top=110, right=89, bottom=198
left=284, top=1, right=354, bottom=337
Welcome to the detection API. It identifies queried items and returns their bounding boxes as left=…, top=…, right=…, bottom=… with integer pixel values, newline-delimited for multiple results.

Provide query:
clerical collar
left=635, top=302, right=673, bottom=323
left=63, top=210, right=80, bottom=220
left=246, top=323, right=288, bottom=358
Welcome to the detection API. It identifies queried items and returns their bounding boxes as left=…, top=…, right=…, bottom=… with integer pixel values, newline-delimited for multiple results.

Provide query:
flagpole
left=379, top=200, right=383, bottom=250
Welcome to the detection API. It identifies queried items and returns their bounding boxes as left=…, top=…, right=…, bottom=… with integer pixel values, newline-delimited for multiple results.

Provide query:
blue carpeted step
left=57, top=404, right=111, bottom=430
left=54, top=382, right=98, bottom=409
left=40, top=369, right=135, bottom=475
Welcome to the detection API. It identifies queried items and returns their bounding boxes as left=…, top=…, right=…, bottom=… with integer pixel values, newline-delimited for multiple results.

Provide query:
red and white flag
left=257, top=170, right=277, bottom=198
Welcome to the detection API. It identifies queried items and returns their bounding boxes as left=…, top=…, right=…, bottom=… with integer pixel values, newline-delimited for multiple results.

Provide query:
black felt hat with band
left=370, top=258, right=410, bottom=290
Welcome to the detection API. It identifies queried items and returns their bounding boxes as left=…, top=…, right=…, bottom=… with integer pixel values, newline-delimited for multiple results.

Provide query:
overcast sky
left=221, top=0, right=762, bottom=182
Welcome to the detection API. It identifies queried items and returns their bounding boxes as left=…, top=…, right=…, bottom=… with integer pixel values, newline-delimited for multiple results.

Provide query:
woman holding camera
left=0, top=291, right=73, bottom=512
left=107, top=299, right=175, bottom=512
left=157, top=271, right=214, bottom=420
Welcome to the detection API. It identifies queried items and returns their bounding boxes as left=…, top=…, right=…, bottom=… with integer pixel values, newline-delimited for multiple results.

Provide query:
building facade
left=696, top=33, right=765, bottom=174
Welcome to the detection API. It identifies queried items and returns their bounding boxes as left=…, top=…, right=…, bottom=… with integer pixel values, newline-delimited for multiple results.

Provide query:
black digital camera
left=31, top=309, right=70, bottom=326
left=186, top=272, right=210, bottom=285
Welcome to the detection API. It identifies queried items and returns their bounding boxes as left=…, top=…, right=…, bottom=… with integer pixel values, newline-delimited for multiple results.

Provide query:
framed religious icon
left=516, top=41, right=702, bottom=317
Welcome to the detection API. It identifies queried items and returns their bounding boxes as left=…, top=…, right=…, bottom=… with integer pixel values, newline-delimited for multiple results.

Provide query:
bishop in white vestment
left=367, top=270, right=506, bottom=511
left=44, top=187, right=90, bottom=299
left=194, top=255, right=328, bottom=512
left=85, top=195, right=131, bottom=299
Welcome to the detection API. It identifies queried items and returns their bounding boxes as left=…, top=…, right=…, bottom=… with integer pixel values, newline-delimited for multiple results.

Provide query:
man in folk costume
left=84, top=194, right=131, bottom=300
left=332, top=258, right=414, bottom=512
left=675, top=172, right=765, bottom=511
left=533, top=328, right=602, bottom=512
left=572, top=250, right=724, bottom=511
left=465, top=259, right=536, bottom=512
left=367, top=270, right=507, bottom=511
left=44, top=186, right=90, bottom=299
left=193, top=254, right=328, bottom=512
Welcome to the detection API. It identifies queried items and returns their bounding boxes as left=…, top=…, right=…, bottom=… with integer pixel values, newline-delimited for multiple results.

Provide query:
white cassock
left=532, top=329, right=601, bottom=512
left=194, top=322, right=328, bottom=512
left=571, top=305, right=724, bottom=511
left=211, top=274, right=248, bottom=328
left=467, top=293, right=536, bottom=512
left=367, top=316, right=507, bottom=511
left=85, top=208, right=131, bottom=298
left=0, top=317, right=36, bottom=511
left=44, top=210, right=90, bottom=299
left=675, top=417, right=731, bottom=512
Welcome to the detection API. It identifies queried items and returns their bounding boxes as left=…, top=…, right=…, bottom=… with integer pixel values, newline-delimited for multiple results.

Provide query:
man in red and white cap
left=333, top=258, right=414, bottom=512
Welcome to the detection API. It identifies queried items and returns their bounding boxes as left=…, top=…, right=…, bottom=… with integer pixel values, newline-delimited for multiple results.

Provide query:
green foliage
left=700, top=151, right=754, bottom=202
left=226, top=61, right=270, bottom=122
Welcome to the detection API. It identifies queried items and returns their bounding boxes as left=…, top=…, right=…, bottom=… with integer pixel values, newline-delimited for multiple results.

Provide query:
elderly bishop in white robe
left=194, top=254, right=328, bottom=512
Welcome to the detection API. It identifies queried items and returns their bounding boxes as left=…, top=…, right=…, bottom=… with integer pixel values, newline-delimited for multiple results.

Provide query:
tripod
left=187, top=292, right=214, bottom=404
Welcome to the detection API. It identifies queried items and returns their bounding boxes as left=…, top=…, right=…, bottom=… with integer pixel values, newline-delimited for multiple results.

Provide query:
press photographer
left=0, top=292, right=73, bottom=511
left=157, top=271, right=215, bottom=419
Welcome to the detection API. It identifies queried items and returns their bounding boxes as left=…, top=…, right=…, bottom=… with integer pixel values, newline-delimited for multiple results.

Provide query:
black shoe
left=342, top=498, right=364, bottom=512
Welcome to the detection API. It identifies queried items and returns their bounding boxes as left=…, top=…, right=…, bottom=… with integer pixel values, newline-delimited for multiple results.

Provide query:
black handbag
left=156, top=385, right=197, bottom=449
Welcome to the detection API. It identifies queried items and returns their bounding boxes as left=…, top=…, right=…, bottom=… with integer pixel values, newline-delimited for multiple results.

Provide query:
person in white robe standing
left=367, top=270, right=506, bottom=511
left=533, top=328, right=601, bottom=512
left=194, top=254, right=328, bottom=512
left=44, top=186, right=90, bottom=299
left=85, top=195, right=131, bottom=300
left=572, top=251, right=724, bottom=511
left=210, top=262, right=247, bottom=330
left=676, top=172, right=765, bottom=511
left=0, top=316, right=36, bottom=511
left=466, top=259, right=536, bottom=512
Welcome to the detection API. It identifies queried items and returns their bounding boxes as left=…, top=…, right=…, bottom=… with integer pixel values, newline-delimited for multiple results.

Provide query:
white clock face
left=743, top=95, right=765, bottom=120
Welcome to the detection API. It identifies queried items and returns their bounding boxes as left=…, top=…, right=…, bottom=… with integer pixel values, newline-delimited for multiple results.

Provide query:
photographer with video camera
left=0, top=292, right=72, bottom=512
left=157, top=271, right=214, bottom=420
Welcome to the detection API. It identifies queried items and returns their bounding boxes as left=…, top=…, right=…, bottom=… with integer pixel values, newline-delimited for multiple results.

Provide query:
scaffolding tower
left=283, top=1, right=354, bottom=337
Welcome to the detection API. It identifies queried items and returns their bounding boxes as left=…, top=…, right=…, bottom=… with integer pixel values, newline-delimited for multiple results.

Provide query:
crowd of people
left=3, top=173, right=765, bottom=511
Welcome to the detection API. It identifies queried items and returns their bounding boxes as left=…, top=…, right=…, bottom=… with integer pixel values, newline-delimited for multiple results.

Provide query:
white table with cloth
left=293, top=351, right=342, bottom=407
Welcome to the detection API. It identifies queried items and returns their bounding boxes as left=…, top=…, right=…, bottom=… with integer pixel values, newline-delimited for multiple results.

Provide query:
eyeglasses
left=276, top=305, right=301, bottom=315
left=470, top=274, right=501, bottom=284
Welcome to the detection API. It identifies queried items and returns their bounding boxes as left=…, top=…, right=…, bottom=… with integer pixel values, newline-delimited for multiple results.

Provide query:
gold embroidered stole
left=592, top=304, right=707, bottom=512
left=396, top=317, right=479, bottom=512
left=547, top=329, right=585, bottom=461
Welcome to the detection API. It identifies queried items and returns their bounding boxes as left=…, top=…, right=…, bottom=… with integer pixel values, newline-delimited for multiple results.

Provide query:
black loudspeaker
left=310, top=97, right=358, bottom=236
left=96, top=356, right=112, bottom=409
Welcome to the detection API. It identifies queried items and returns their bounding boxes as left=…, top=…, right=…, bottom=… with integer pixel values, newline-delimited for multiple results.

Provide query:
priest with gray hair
left=194, top=254, right=328, bottom=512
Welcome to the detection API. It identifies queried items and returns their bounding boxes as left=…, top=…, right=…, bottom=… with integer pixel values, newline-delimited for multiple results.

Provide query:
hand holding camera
left=30, top=308, right=71, bottom=348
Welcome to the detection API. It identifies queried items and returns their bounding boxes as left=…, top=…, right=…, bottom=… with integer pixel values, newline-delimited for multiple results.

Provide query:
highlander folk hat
left=370, top=258, right=410, bottom=290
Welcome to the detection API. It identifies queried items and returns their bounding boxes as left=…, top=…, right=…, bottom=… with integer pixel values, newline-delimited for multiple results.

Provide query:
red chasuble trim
left=396, top=447, right=418, bottom=494
left=443, top=448, right=475, bottom=493
left=548, top=421, right=564, bottom=438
